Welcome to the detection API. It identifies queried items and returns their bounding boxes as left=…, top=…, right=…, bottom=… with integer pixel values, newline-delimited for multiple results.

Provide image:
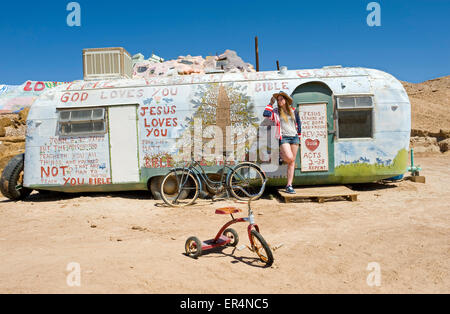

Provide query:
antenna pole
left=255, top=36, right=260, bottom=72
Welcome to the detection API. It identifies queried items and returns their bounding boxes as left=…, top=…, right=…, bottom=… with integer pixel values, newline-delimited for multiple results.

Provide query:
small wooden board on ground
left=277, top=185, right=358, bottom=203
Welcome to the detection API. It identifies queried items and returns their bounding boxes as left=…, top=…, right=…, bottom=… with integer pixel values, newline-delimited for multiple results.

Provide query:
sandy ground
left=0, top=155, right=449, bottom=294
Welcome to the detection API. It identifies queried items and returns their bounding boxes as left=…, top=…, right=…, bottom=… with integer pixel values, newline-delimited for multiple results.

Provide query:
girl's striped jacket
left=263, top=103, right=302, bottom=140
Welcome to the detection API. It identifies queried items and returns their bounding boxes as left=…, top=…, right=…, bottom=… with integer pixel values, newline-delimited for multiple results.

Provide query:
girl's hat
left=272, top=91, right=293, bottom=106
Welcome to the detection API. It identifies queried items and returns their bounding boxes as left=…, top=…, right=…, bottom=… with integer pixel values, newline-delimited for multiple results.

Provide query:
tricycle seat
left=215, top=207, right=242, bottom=215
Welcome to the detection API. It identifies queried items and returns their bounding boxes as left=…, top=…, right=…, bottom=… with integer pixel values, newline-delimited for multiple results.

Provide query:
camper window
left=57, top=108, right=107, bottom=136
left=336, top=96, right=373, bottom=139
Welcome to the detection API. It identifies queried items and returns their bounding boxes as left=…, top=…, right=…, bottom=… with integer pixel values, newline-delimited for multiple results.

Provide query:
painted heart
left=305, top=139, right=320, bottom=151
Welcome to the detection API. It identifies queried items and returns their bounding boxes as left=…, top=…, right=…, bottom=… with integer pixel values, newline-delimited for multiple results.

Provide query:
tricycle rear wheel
left=185, top=236, right=202, bottom=258
left=223, top=228, right=239, bottom=247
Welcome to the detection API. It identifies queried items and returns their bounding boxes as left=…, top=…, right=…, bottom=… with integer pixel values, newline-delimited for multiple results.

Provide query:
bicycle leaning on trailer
left=159, top=159, right=267, bottom=207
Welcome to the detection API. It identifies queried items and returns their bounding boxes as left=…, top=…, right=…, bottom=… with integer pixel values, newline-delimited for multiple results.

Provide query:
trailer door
left=292, top=82, right=335, bottom=178
left=108, top=105, right=140, bottom=183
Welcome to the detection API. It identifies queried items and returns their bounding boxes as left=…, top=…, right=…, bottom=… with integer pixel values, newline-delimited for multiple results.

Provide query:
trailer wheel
left=0, top=153, right=32, bottom=201
left=149, top=176, right=163, bottom=200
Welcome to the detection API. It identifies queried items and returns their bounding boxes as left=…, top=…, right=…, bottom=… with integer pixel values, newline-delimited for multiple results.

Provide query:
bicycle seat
left=215, top=207, right=242, bottom=215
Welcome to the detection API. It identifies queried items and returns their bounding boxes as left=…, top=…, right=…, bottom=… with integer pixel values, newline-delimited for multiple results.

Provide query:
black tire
left=204, top=172, right=225, bottom=196
left=0, top=153, right=32, bottom=201
left=37, top=189, right=52, bottom=195
left=185, top=236, right=202, bottom=258
left=227, top=162, right=266, bottom=201
left=250, top=229, right=274, bottom=266
left=223, top=228, right=239, bottom=247
left=149, top=176, right=163, bottom=200
left=160, top=169, right=200, bottom=207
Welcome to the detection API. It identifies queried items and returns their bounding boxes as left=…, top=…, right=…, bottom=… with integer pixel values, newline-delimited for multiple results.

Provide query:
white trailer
left=0, top=66, right=411, bottom=200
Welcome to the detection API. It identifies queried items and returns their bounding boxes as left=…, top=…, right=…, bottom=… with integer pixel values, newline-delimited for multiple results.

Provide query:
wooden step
left=278, top=185, right=358, bottom=203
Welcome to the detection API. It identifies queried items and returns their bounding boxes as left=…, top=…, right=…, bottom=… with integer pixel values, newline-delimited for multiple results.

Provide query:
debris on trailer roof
left=132, top=49, right=255, bottom=78
left=132, top=52, right=164, bottom=66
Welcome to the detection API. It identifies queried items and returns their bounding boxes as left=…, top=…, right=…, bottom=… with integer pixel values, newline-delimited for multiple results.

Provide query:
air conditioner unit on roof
left=82, top=47, right=132, bottom=80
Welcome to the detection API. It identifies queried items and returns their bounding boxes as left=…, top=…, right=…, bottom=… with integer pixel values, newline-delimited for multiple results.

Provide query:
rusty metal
left=255, top=36, right=259, bottom=72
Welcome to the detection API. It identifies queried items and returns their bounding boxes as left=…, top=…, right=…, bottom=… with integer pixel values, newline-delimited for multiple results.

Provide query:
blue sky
left=0, top=0, right=448, bottom=84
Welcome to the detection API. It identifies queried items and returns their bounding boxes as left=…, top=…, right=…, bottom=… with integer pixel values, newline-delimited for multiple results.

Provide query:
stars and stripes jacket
left=263, top=103, right=302, bottom=140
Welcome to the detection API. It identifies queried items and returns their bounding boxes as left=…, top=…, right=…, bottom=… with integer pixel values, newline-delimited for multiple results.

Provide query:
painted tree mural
left=175, top=82, right=259, bottom=164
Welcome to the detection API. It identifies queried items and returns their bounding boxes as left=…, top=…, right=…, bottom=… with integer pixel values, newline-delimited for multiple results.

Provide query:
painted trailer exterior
left=23, top=67, right=411, bottom=193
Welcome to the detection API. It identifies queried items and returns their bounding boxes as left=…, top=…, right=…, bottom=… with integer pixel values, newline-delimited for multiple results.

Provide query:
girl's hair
left=278, top=96, right=294, bottom=122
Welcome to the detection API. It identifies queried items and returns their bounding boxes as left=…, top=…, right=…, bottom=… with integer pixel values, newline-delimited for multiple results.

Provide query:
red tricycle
left=185, top=188, right=273, bottom=266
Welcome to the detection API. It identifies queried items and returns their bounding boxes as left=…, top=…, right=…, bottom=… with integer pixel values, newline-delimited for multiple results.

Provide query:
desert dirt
left=0, top=154, right=448, bottom=294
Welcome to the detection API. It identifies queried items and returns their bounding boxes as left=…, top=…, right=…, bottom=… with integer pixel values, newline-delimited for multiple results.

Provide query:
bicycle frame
left=213, top=215, right=260, bottom=249
left=213, top=187, right=265, bottom=249
left=175, top=160, right=235, bottom=197
left=189, top=161, right=235, bottom=192
left=170, top=160, right=266, bottom=203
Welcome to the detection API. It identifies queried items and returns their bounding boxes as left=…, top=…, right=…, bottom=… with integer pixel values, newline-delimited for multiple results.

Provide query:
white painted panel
left=109, top=105, right=140, bottom=183
left=299, top=103, right=329, bottom=172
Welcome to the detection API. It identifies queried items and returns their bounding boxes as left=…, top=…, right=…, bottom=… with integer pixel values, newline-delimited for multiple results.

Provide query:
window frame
left=335, top=95, right=375, bottom=140
left=57, top=107, right=108, bottom=136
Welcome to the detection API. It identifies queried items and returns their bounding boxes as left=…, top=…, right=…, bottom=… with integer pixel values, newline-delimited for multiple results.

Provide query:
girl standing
left=263, top=91, right=301, bottom=194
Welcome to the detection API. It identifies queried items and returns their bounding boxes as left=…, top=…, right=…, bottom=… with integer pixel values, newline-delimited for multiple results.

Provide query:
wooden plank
left=407, top=176, right=426, bottom=183
left=277, top=185, right=358, bottom=203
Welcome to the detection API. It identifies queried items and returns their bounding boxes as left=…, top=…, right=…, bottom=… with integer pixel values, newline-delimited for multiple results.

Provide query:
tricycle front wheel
left=250, top=230, right=273, bottom=266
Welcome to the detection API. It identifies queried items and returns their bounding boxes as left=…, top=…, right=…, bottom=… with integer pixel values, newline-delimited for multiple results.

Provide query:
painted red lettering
left=41, top=167, right=50, bottom=178
left=34, top=81, right=45, bottom=91
left=140, top=107, right=148, bottom=116
left=61, top=93, right=70, bottom=103
left=24, top=81, right=33, bottom=91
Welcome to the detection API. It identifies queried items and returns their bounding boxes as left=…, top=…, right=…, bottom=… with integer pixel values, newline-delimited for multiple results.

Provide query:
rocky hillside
left=0, top=109, right=28, bottom=173
left=402, top=76, right=450, bottom=154
left=402, top=76, right=450, bottom=133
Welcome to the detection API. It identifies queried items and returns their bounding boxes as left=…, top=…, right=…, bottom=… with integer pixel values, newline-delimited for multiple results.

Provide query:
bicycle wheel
left=227, top=163, right=265, bottom=201
left=160, top=169, right=200, bottom=207
left=250, top=229, right=273, bottom=266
